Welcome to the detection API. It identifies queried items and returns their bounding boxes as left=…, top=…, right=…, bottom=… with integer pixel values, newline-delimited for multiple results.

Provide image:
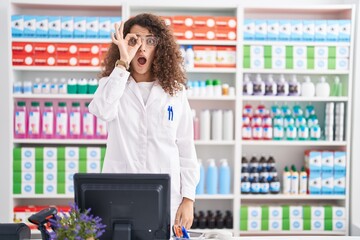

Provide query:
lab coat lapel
left=146, top=80, right=165, bottom=107
left=127, top=76, right=145, bottom=108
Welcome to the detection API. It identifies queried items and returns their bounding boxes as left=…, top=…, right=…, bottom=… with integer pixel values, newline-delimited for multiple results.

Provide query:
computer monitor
left=74, top=173, right=171, bottom=240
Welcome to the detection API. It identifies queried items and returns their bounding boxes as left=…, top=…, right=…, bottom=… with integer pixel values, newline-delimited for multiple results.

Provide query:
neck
left=132, top=71, right=153, bottom=83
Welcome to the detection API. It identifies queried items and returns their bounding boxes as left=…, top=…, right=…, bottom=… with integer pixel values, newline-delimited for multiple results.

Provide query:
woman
left=89, top=13, right=199, bottom=229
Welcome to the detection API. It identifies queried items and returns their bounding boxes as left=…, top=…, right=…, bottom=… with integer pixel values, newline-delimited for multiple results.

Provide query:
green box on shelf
left=286, top=46, right=293, bottom=58
left=101, top=147, right=106, bottom=170
left=324, top=219, right=333, bottom=231
left=264, top=46, right=272, bottom=58
left=261, top=219, right=269, bottom=231
left=57, top=170, right=65, bottom=183
left=79, top=158, right=87, bottom=173
left=307, top=58, right=315, bottom=69
left=35, top=171, right=44, bottom=185
left=328, top=46, right=336, bottom=58
left=35, top=147, right=43, bottom=160
left=282, top=205, right=290, bottom=219
left=240, top=219, right=248, bottom=231
left=261, top=205, right=269, bottom=221
left=240, top=206, right=248, bottom=220
left=35, top=159, right=44, bottom=172
left=57, top=183, right=65, bottom=194
left=282, top=219, right=290, bottom=230
left=13, top=172, right=21, bottom=184
left=324, top=205, right=333, bottom=220
left=285, top=58, right=293, bottom=69
left=13, top=147, right=21, bottom=160
left=79, top=147, right=87, bottom=160
left=13, top=183, right=21, bottom=194
left=307, top=46, right=315, bottom=59
left=243, top=57, right=250, bottom=69
left=264, top=57, right=272, bottom=69
left=57, top=160, right=66, bottom=172
left=13, top=160, right=21, bottom=172
left=303, top=205, right=311, bottom=220
left=303, top=219, right=311, bottom=230
left=58, top=147, right=66, bottom=160
left=35, top=182, right=43, bottom=194
left=328, top=58, right=336, bottom=70
left=243, top=45, right=250, bottom=57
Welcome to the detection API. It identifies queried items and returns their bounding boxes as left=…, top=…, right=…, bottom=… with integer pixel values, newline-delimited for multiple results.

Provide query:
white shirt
left=89, top=67, right=200, bottom=221
left=137, top=81, right=154, bottom=105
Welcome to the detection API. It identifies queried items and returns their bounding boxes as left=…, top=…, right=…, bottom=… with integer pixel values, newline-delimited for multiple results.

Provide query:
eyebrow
left=134, top=34, right=155, bottom=37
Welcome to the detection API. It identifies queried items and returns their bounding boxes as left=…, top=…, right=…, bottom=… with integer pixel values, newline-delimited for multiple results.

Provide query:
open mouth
left=137, top=57, right=147, bottom=65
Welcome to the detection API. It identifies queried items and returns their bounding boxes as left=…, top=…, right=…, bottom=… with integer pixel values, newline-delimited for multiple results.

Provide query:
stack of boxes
left=193, top=46, right=236, bottom=68
left=305, top=150, right=346, bottom=195
left=243, top=45, right=349, bottom=70
left=240, top=205, right=346, bottom=232
left=13, top=146, right=105, bottom=195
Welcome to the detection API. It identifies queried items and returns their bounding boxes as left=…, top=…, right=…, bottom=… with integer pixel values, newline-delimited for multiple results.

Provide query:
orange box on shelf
left=215, top=28, right=237, bottom=40
left=78, top=43, right=101, bottom=56
left=173, top=26, right=194, bottom=40
left=78, top=56, right=100, bottom=66
left=172, top=16, right=194, bottom=28
left=193, top=46, right=217, bottom=68
left=161, top=16, right=173, bottom=28
left=12, top=42, right=34, bottom=54
left=193, top=16, right=216, bottom=29
left=56, top=43, right=78, bottom=56
left=33, top=42, right=56, bottom=55
left=216, top=46, right=236, bottom=68
left=193, top=27, right=216, bottom=40
left=33, top=54, right=56, bottom=66
left=56, top=55, right=78, bottom=66
left=215, top=16, right=237, bottom=29
left=12, top=54, right=33, bottom=66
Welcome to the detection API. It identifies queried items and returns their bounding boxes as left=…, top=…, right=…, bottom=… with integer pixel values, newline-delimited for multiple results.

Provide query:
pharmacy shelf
left=13, top=94, right=94, bottom=99
left=240, top=194, right=346, bottom=200
left=243, top=40, right=351, bottom=47
left=10, top=0, right=122, bottom=7
left=196, top=194, right=234, bottom=200
left=13, top=195, right=73, bottom=199
left=242, top=69, right=350, bottom=75
left=178, top=40, right=237, bottom=46
left=239, top=231, right=345, bottom=236
left=188, top=96, right=236, bottom=101
left=242, top=96, right=349, bottom=102
left=241, top=140, right=347, bottom=146
left=195, top=140, right=235, bottom=146
left=12, top=38, right=111, bottom=43
left=12, top=66, right=102, bottom=72
left=13, top=139, right=107, bottom=145
left=186, top=68, right=236, bottom=73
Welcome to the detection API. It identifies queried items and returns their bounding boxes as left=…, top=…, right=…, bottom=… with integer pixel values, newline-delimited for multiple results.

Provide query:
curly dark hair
left=100, top=13, right=186, bottom=96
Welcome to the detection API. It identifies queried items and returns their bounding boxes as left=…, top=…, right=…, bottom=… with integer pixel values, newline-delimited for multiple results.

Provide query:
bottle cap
left=85, top=102, right=90, bottom=107
left=17, top=101, right=26, bottom=107
left=44, top=102, right=53, bottom=107
left=31, top=102, right=40, bottom=107
left=205, top=79, right=212, bottom=86
left=213, top=79, right=221, bottom=86
left=58, top=102, right=67, bottom=107
left=72, top=102, right=80, bottom=107
left=284, top=166, right=289, bottom=172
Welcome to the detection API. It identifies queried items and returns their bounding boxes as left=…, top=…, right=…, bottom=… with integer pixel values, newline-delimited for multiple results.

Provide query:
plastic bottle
left=259, top=176, right=269, bottom=194
left=199, top=81, right=206, bottom=96
left=316, top=76, right=330, bottom=97
left=215, top=211, right=224, bottom=229
left=286, top=124, right=297, bottom=140
left=88, top=78, right=99, bottom=94
left=241, top=166, right=250, bottom=180
left=268, top=167, right=278, bottom=182
left=222, top=109, right=233, bottom=140
left=224, top=211, right=233, bottom=229
left=56, top=102, right=68, bottom=139
left=23, top=81, right=32, bottom=94
left=82, top=102, right=95, bottom=138
left=206, top=159, right=218, bottom=194
left=243, top=74, right=253, bottom=95
left=265, top=74, right=277, bottom=96
left=310, top=123, right=321, bottom=140
left=241, top=176, right=251, bottom=194
left=241, top=157, right=249, bottom=170
left=273, top=124, right=284, bottom=140
left=69, top=102, right=81, bottom=138
left=206, top=211, right=216, bottom=229
left=58, top=78, right=67, bottom=94
left=28, top=101, right=41, bottom=138
left=250, top=156, right=259, bottom=169
left=219, top=159, right=231, bottom=194
left=271, top=105, right=281, bottom=117
left=67, top=78, right=78, bottom=94
left=253, top=74, right=265, bottom=95
left=185, top=45, right=195, bottom=69
left=283, top=166, right=291, bottom=194
left=301, top=76, right=315, bottom=97
left=205, top=79, right=214, bottom=97
left=299, top=166, right=308, bottom=195
left=211, top=109, right=223, bottom=140
left=198, top=211, right=206, bottom=229
left=14, top=101, right=27, bottom=138
left=292, top=105, right=303, bottom=117
left=200, top=109, right=210, bottom=140
left=78, top=78, right=88, bottom=94
left=222, top=84, right=229, bottom=96
left=33, top=78, right=42, bottom=94
left=196, top=159, right=205, bottom=195
left=289, top=75, right=301, bottom=96
left=259, top=168, right=269, bottom=182
left=13, top=81, right=22, bottom=94
left=331, top=76, right=343, bottom=97
left=259, top=155, right=267, bottom=171
left=298, top=125, right=309, bottom=140
left=192, top=109, right=200, bottom=140
left=41, top=78, right=50, bottom=94
left=270, top=175, right=280, bottom=194
left=267, top=156, right=276, bottom=171
left=290, top=165, right=299, bottom=195
left=96, top=117, right=107, bottom=139
left=179, top=45, right=186, bottom=63
left=213, top=79, right=222, bottom=97
left=50, top=78, right=58, bottom=94
left=305, top=105, right=315, bottom=118
left=250, top=176, right=260, bottom=194
left=42, top=102, right=54, bottom=138
left=277, top=74, right=289, bottom=96
left=249, top=167, right=259, bottom=182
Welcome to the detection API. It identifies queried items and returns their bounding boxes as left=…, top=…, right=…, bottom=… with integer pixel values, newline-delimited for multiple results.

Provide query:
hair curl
left=100, top=13, right=186, bottom=96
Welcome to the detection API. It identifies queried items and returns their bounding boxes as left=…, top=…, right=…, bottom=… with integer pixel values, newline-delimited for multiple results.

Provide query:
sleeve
left=88, top=67, right=130, bottom=122
left=176, top=88, right=200, bottom=201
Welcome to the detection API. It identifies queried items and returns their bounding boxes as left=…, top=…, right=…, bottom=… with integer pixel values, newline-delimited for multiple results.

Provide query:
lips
left=137, top=57, right=147, bottom=65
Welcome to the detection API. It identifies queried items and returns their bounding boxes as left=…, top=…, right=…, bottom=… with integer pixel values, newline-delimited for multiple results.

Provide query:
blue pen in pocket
left=181, top=226, right=190, bottom=239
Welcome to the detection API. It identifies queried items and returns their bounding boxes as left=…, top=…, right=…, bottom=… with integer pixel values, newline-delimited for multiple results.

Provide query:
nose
left=139, top=39, right=146, bottom=52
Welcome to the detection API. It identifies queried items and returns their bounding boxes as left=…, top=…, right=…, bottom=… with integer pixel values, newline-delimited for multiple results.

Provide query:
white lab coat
left=89, top=67, right=200, bottom=223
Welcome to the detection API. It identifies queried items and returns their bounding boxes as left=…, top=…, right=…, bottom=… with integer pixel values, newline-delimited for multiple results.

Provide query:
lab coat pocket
left=162, top=104, right=178, bottom=129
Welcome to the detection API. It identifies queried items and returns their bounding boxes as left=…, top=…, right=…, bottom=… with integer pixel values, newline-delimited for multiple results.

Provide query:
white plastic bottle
left=301, top=76, right=315, bottom=97
left=211, top=109, right=223, bottom=140
left=243, top=74, right=253, bottom=95
left=290, top=165, right=299, bottom=195
left=283, top=166, right=291, bottom=194
left=200, top=109, right=210, bottom=140
left=33, top=78, right=42, bottom=94
left=185, top=45, right=195, bottom=69
left=289, top=75, right=301, bottom=96
left=277, top=74, right=289, bottom=96
left=179, top=45, right=186, bottom=63
left=50, top=78, right=59, bottom=94
left=222, top=109, right=233, bottom=140
left=316, top=76, right=330, bottom=97
left=58, top=78, right=68, bottom=94
left=265, top=74, right=277, bottom=96
left=299, top=166, right=308, bottom=194
left=253, top=74, right=265, bottom=95
left=41, top=78, right=51, bottom=94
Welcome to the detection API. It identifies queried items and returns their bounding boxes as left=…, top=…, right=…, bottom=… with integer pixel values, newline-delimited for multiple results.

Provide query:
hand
left=174, top=198, right=194, bottom=229
left=111, top=21, right=142, bottom=63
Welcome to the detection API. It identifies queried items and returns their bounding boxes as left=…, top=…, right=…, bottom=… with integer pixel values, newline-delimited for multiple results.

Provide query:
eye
left=146, top=37, right=157, bottom=46
left=128, top=37, right=137, bottom=46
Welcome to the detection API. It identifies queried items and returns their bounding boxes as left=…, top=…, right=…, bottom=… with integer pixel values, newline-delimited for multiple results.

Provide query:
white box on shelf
left=48, top=16, right=61, bottom=38
left=21, top=183, right=35, bottom=195
left=336, top=46, right=350, bottom=58
left=338, top=20, right=351, bottom=42
left=315, top=58, right=328, bottom=70
left=290, top=206, right=303, bottom=219
left=302, top=20, right=315, bottom=41
left=21, top=148, right=35, bottom=161
left=43, top=147, right=57, bottom=161
left=255, top=20, right=267, bottom=40
left=272, top=45, right=286, bottom=57
left=65, top=147, right=79, bottom=160
left=336, top=58, right=349, bottom=70
left=11, top=15, right=24, bottom=37
left=74, top=17, right=86, bottom=38
left=293, top=58, right=307, bottom=70
left=279, top=20, right=291, bottom=40
left=321, top=151, right=334, bottom=174
left=321, top=173, right=334, bottom=194
left=315, top=46, right=328, bottom=58
left=99, top=17, right=111, bottom=38
left=250, top=45, right=264, bottom=57
left=22, top=172, right=35, bottom=183
left=61, top=16, right=74, bottom=38
left=35, top=16, right=48, bottom=38
left=309, top=174, right=322, bottom=194
left=87, top=147, right=101, bottom=161
left=44, top=183, right=57, bottom=195
left=327, top=20, right=339, bottom=41
left=311, top=219, right=324, bottom=231
left=267, top=20, right=279, bottom=40
left=23, top=15, right=36, bottom=38
left=311, top=206, right=324, bottom=219
left=244, top=19, right=255, bottom=40
left=315, top=20, right=327, bottom=41
left=272, top=57, right=286, bottom=69
left=65, top=182, right=75, bottom=195
left=334, top=151, right=346, bottom=174
left=86, top=17, right=99, bottom=38
left=290, top=219, right=303, bottom=231
left=248, top=219, right=261, bottom=231
left=269, top=206, right=282, bottom=219
left=333, top=219, right=346, bottom=231
left=65, top=160, right=79, bottom=172
left=87, top=160, right=101, bottom=173
left=248, top=206, right=262, bottom=220
left=22, top=160, right=35, bottom=172
left=43, top=160, right=56, bottom=172
left=291, top=20, right=303, bottom=41
left=334, top=173, right=346, bottom=195
left=251, top=57, right=264, bottom=69
left=269, top=219, right=282, bottom=231
left=333, top=206, right=346, bottom=220
left=293, top=46, right=306, bottom=58
left=44, top=171, right=57, bottom=184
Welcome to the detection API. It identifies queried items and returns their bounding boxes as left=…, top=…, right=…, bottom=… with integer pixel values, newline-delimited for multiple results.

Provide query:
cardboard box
left=24, top=15, right=36, bottom=37
left=43, top=160, right=56, bottom=172
left=193, top=27, right=216, bottom=40
left=86, top=17, right=99, bottom=38
left=322, top=151, right=334, bottom=174
left=99, top=17, right=111, bottom=39
left=327, top=20, right=339, bottom=41
left=48, top=16, right=61, bottom=38
left=334, top=151, right=346, bottom=174
left=272, top=46, right=286, bottom=57
left=290, top=219, right=303, bottom=231
left=44, top=182, right=57, bottom=195
left=61, top=16, right=74, bottom=38
left=74, top=17, right=86, bottom=38
left=244, top=19, right=255, bottom=40
left=269, top=206, right=282, bottom=219
left=34, top=54, right=56, bottom=66
left=215, top=16, right=236, bottom=29
left=12, top=54, right=34, bottom=66
left=36, top=16, right=48, bottom=38
left=267, top=20, right=279, bottom=40
left=290, top=206, right=302, bottom=219
left=291, top=20, right=303, bottom=41
left=248, top=206, right=262, bottom=219
left=215, top=28, right=236, bottom=40
left=311, top=206, right=325, bottom=219
left=338, top=20, right=351, bottom=42
left=321, top=173, right=334, bottom=194
left=314, top=46, right=328, bottom=58
left=33, top=43, right=56, bottom=55
left=302, top=20, right=315, bottom=41
left=293, top=58, right=307, bottom=70
left=12, top=42, right=34, bottom=54
left=255, top=20, right=267, bottom=40
left=334, top=173, right=346, bottom=195
left=11, top=15, right=24, bottom=37
left=194, top=46, right=216, bottom=67
left=279, top=20, right=291, bottom=40
left=311, top=219, right=324, bottom=231
left=315, top=20, right=327, bottom=41
left=87, top=160, right=101, bottom=173
left=216, top=46, right=236, bottom=68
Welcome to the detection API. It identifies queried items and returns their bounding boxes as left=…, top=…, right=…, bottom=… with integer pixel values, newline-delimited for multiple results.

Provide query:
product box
left=293, top=46, right=306, bottom=58
left=336, top=58, right=349, bottom=70
left=332, top=219, right=346, bottom=231
left=56, top=56, right=77, bottom=66
left=66, top=183, right=75, bottom=195
left=289, top=206, right=302, bottom=219
left=48, top=16, right=61, bottom=38
left=78, top=56, right=99, bottom=66
left=215, top=16, right=236, bottom=29
left=43, top=160, right=56, bottom=172
left=21, top=148, right=36, bottom=161
left=314, top=46, right=328, bottom=58
left=61, top=16, right=74, bottom=38
left=57, top=43, right=78, bottom=56
left=327, top=20, right=339, bottom=41
left=338, top=20, right=351, bottom=42
left=215, top=28, right=236, bottom=40
left=194, top=46, right=216, bottom=67
left=267, top=20, right=279, bottom=40
left=173, top=27, right=193, bottom=40
left=244, top=57, right=264, bottom=69
left=34, top=54, right=56, bottom=66
left=255, top=20, right=267, bottom=40
left=269, top=219, right=282, bottom=231
left=216, top=46, right=236, bottom=68
left=314, top=58, right=328, bottom=70
left=44, top=182, right=57, bottom=195
left=311, top=206, right=325, bottom=219
left=290, top=219, right=303, bottom=231
left=78, top=43, right=100, bottom=56
left=248, top=206, right=262, bottom=219
left=99, top=17, right=111, bottom=39
left=291, top=20, right=303, bottom=41
left=309, top=174, right=322, bottom=194
left=87, top=147, right=101, bottom=161
left=11, top=15, right=24, bottom=37
left=311, top=219, right=324, bottom=231
left=332, top=206, right=346, bottom=220
left=33, top=43, right=56, bottom=55
left=334, top=173, right=346, bottom=195
left=250, top=45, right=264, bottom=57
left=269, top=206, right=282, bottom=219
left=193, top=27, right=216, bottom=40
left=315, top=20, right=327, bottom=41
left=65, top=160, right=79, bottom=172
left=248, top=219, right=261, bottom=231
left=22, top=172, right=35, bottom=183
left=21, top=183, right=35, bottom=195
left=321, top=173, right=334, bottom=194
left=35, top=16, right=48, bottom=38
left=278, top=20, right=291, bottom=40
left=86, top=17, right=99, bottom=38
left=193, top=16, right=216, bottom=28
left=12, top=54, right=33, bottom=66
left=87, top=160, right=101, bottom=173
left=44, top=171, right=57, bottom=184
left=302, top=20, right=315, bottom=41
left=173, top=16, right=193, bottom=28
left=23, top=15, right=36, bottom=37
left=336, top=46, right=350, bottom=58
left=321, top=151, right=334, bottom=174
left=272, top=45, right=286, bottom=57
left=65, top=147, right=79, bottom=160
left=272, top=57, right=286, bottom=69
left=334, top=151, right=346, bottom=174
left=43, top=147, right=57, bottom=161
left=244, top=19, right=255, bottom=40
left=293, top=58, right=307, bottom=70
left=12, top=42, right=34, bottom=54
left=74, top=17, right=86, bottom=38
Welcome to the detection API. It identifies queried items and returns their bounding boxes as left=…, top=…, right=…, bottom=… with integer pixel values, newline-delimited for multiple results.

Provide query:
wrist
left=115, top=59, right=129, bottom=70
left=182, top=197, right=194, bottom=204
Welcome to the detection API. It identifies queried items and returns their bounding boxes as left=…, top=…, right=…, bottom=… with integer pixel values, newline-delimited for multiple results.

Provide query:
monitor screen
left=74, top=173, right=170, bottom=240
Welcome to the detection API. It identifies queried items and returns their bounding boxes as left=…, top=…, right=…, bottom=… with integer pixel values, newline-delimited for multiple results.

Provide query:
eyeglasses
left=128, top=34, right=159, bottom=47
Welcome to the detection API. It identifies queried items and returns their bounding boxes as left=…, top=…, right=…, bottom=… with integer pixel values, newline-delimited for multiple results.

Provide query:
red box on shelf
left=215, top=16, right=237, bottom=29
left=172, top=16, right=194, bottom=28
left=193, top=27, right=216, bottom=40
left=56, top=56, right=78, bottom=66
left=78, top=43, right=100, bottom=56
left=12, top=54, right=33, bottom=66
left=161, top=16, right=173, bottom=28
left=56, top=43, right=78, bottom=56
left=173, top=26, right=193, bottom=40
left=215, top=28, right=237, bottom=40
left=215, top=46, right=236, bottom=68
left=193, top=16, right=216, bottom=29
left=33, top=43, right=56, bottom=55
left=33, top=54, right=56, bottom=66
left=78, top=56, right=100, bottom=66
left=12, top=42, right=34, bottom=54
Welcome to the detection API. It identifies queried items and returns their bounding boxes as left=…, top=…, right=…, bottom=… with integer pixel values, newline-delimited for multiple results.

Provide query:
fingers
left=111, top=32, right=119, bottom=44
left=174, top=211, right=181, bottom=226
left=114, top=23, right=122, bottom=42
left=119, top=21, right=124, bottom=39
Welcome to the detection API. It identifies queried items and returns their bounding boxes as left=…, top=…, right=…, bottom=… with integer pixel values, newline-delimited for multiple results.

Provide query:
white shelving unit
left=1, top=0, right=358, bottom=238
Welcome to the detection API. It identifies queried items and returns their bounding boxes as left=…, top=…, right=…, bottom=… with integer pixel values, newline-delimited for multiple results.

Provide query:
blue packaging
left=333, top=173, right=345, bottom=195
left=321, top=173, right=333, bottom=194
left=206, top=159, right=218, bottom=194
left=110, top=17, right=122, bottom=33
left=244, top=19, right=255, bottom=40
left=11, top=15, right=24, bottom=37
left=48, top=16, right=61, bottom=38
left=255, top=20, right=267, bottom=40
left=74, top=17, right=86, bottom=38
left=334, top=151, right=346, bottom=175
left=315, top=20, right=326, bottom=41
left=36, top=16, right=48, bottom=38
left=321, top=151, right=334, bottom=175
left=86, top=17, right=99, bottom=38
left=326, top=20, right=339, bottom=41
left=195, top=160, right=205, bottom=194
left=61, top=16, right=74, bottom=38
left=302, top=20, right=315, bottom=41
left=24, top=15, right=36, bottom=37
left=219, top=159, right=231, bottom=194
left=338, top=20, right=351, bottom=42
left=278, top=20, right=291, bottom=40
left=291, top=20, right=303, bottom=41
left=99, top=17, right=111, bottom=38
left=267, top=20, right=279, bottom=40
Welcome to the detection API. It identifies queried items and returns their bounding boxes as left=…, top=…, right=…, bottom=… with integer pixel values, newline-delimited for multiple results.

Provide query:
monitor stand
left=113, top=223, right=131, bottom=240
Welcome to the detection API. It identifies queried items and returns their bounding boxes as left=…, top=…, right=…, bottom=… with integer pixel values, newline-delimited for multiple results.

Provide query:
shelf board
left=241, top=140, right=347, bottom=146
left=195, top=194, right=234, bottom=200
left=13, top=139, right=106, bottom=145
left=12, top=66, right=102, bottom=72
left=239, top=231, right=345, bottom=236
left=241, top=194, right=346, bottom=200
left=243, top=40, right=350, bottom=47
left=242, top=69, right=349, bottom=75
left=186, top=68, right=236, bottom=73
left=12, top=38, right=111, bottom=43
left=188, top=96, right=236, bottom=101
left=13, top=94, right=94, bottom=99
left=242, top=96, right=348, bottom=102
left=13, top=195, right=73, bottom=199
left=178, top=40, right=237, bottom=46
left=195, top=140, right=235, bottom=146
